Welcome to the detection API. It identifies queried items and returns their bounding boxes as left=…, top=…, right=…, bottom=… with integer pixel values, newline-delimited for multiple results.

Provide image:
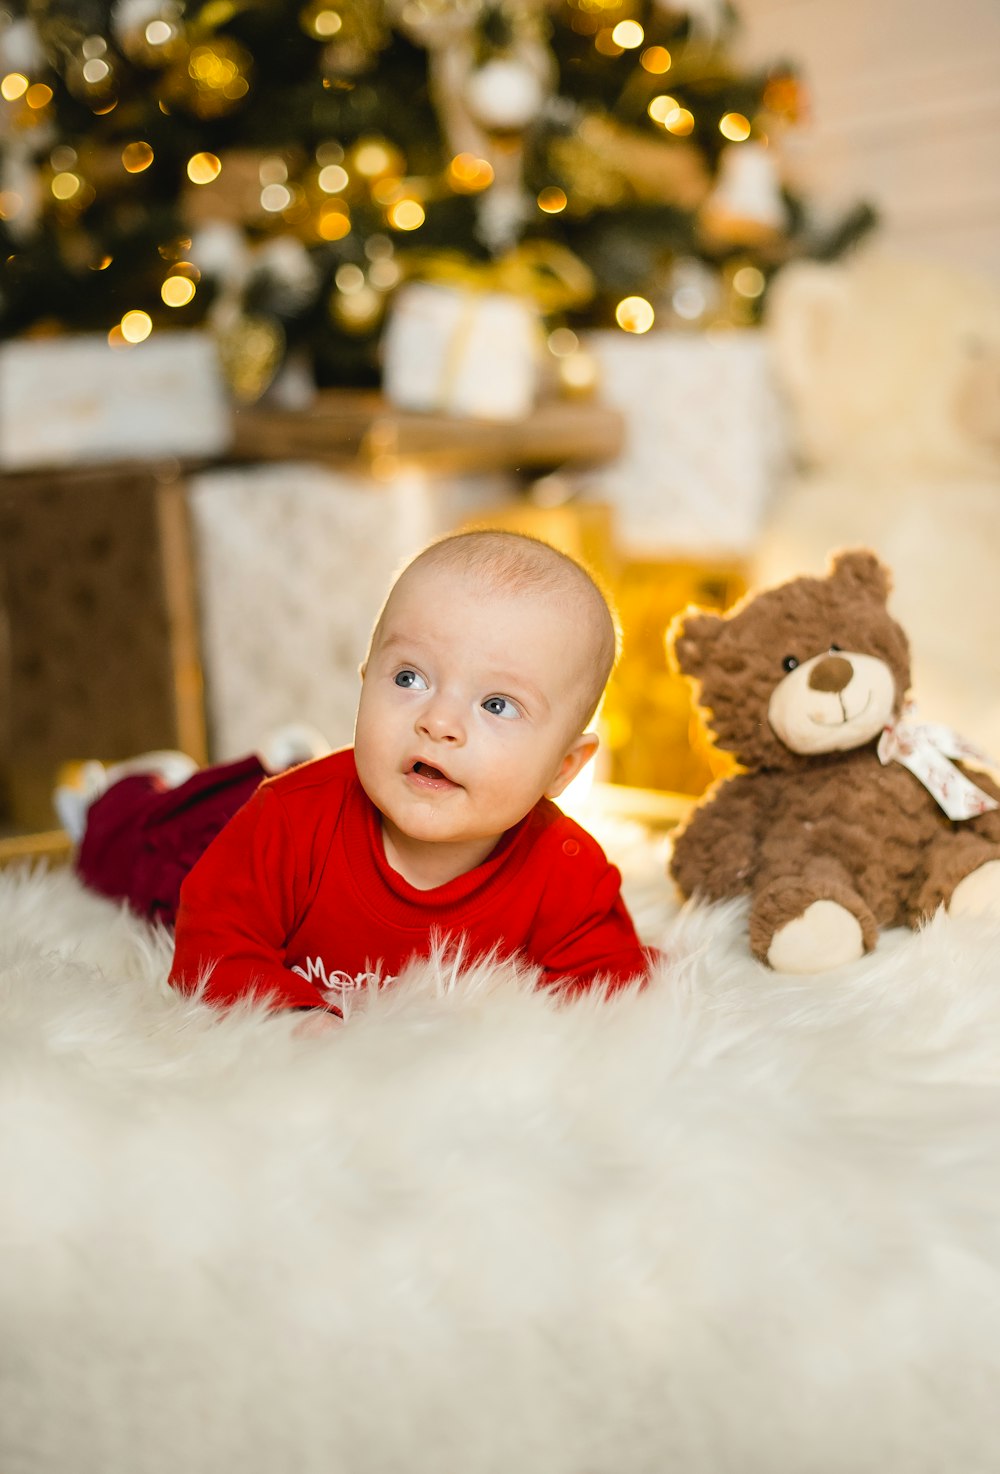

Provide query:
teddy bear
left=667, top=549, right=1000, bottom=974
left=755, top=250, right=1000, bottom=754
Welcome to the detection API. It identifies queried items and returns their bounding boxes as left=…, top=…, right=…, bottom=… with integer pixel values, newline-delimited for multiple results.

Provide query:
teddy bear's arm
left=669, top=774, right=762, bottom=902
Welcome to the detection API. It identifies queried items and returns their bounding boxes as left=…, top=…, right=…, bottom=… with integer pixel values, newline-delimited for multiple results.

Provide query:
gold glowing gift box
left=602, top=556, right=746, bottom=797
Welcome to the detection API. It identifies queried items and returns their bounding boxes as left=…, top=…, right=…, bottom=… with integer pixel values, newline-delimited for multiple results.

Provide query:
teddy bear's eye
left=782, top=655, right=799, bottom=673
left=829, top=643, right=842, bottom=653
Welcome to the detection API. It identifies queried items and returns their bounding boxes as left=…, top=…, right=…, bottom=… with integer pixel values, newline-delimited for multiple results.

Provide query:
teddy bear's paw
left=767, top=900, right=866, bottom=974
left=948, top=859, right=1000, bottom=919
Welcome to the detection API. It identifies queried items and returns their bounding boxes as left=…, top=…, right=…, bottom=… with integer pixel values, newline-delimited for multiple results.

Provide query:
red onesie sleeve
left=168, top=784, right=329, bottom=1010
left=526, top=821, right=656, bottom=994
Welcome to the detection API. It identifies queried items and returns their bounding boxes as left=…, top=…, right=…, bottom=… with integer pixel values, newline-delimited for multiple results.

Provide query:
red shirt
left=169, top=749, right=650, bottom=1010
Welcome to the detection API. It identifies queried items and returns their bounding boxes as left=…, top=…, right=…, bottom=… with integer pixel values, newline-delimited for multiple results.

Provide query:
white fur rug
left=4, top=830, right=1000, bottom=1474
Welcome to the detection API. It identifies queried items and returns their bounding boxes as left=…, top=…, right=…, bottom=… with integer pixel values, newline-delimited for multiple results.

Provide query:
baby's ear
left=546, top=732, right=599, bottom=800
left=666, top=608, right=725, bottom=681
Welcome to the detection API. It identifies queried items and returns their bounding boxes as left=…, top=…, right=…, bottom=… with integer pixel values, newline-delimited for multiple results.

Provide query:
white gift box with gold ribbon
left=381, top=280, right=540, bottom=422
left=581, top=329, right=791, bottom=557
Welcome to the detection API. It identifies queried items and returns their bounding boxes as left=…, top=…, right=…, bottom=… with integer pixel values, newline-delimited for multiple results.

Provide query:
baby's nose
left=418, top=698, right=465, bottom=743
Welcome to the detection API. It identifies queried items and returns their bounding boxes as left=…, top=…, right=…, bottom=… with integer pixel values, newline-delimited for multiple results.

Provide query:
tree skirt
left=3, top=841, right=1000, bottom=1474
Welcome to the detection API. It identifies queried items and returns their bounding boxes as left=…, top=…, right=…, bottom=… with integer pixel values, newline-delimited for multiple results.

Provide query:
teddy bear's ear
left=829, top=548, right=892, bottom=605
left=666, top=608, right=725, bottom=679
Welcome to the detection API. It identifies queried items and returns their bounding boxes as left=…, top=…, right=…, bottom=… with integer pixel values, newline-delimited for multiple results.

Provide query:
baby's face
left=355, top=565, right=595, bottom=868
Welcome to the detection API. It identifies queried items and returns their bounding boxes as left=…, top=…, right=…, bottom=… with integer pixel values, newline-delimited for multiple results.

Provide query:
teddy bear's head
left=668, top=550, right=912, bottom=772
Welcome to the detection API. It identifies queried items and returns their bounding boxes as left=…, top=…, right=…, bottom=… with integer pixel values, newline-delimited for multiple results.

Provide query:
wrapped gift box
left=0, top=331, right=231, bottom=471
left=580, top=330, right=791, bottom=558
left=381, top=282, right=540, bottom=422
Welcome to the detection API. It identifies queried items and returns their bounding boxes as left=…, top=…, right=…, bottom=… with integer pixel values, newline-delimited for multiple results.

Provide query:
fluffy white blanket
left=4, top=837, right=1000, bottom=1474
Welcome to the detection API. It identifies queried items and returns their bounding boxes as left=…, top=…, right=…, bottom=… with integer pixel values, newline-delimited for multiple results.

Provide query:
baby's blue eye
left=482, top=696, right=519, bottom=720
left=394, top=669, right=427, bottom=690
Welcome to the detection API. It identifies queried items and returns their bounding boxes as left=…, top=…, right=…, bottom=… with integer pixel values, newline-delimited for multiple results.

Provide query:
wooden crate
left=0, top=464, right=207, bottom=832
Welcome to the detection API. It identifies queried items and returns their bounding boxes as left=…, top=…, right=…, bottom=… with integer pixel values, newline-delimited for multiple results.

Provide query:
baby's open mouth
left=409, top=761, right=454, bottom=783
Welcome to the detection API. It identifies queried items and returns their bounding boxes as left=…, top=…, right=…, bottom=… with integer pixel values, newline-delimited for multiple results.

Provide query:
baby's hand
left=292, top=1010, right=341, bottom=1040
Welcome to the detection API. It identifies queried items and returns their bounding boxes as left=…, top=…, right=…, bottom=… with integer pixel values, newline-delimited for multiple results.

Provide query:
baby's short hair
left=398, top=529, right=620, bottom=731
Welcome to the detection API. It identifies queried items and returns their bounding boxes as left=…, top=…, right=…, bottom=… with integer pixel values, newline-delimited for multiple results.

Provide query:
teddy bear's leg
left=766, top=902, right=867, bottom=974
left=914, top=832, right=1000, bottom=922
left=949, top=861, right=1000, bottom=917
left=751, top=859, right=879, bottom=974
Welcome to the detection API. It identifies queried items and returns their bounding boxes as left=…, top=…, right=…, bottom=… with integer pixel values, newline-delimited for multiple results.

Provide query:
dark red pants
left=76, top=754, right=268, bottom=928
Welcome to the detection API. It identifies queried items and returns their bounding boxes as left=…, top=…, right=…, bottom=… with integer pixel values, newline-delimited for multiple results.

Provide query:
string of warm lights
left=0, top=0, right=870, bottom=391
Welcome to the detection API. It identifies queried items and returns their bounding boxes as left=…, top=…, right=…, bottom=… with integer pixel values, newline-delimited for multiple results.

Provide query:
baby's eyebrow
left=486, top=671, right=550, bottom=716
left=376, top=632, right=418, bottom=658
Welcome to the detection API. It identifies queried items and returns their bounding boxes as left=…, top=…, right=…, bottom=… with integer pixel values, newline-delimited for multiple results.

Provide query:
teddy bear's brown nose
left=808, top=655, right=854, bottom=693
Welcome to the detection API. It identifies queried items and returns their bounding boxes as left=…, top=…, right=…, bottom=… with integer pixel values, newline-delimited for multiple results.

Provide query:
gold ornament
left=347, top=136, right=406, bottom=182
left=161, top=36, right=253, bottom=119
left=213, top=312, right=285, bottom=402
left=57, top=227, right=101, bottom=272
left=302, top=0, right=387, bottom=49
left=762, top=72, right=805, bottom=125
left=329, top=282, right=384, bottom=335
left=555, top=346, right=600, bottom=398
left=180, top=149, right=263, bottom=226
left=312, top=0, right=389, bottom=76
left=549, top=112, right=710, bottom=215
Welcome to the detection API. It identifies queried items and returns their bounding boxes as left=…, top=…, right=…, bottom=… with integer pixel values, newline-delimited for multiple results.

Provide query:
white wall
left=735, top=0, right=1000, bottom=282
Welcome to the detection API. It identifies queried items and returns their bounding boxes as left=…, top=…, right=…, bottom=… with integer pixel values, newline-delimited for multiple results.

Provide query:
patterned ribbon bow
left=877, top=703, right=999, bottom=821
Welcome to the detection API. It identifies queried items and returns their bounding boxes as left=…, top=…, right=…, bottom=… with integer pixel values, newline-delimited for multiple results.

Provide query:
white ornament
left=189, top=222, right=252, bottom=283
left=0, top=142, right=42, bottom=242
left=111, top=0, right=169, bottom=44
left=475, top=183, right=530, bottom=254
left=465, top=57, right=545, bottom=132
left=254, top=237, right=320, bottom=314
left=668, top=257, right=721, bottom=325
left=0, top=16, right=45, bottom=73
left=704, top=142, right=788, bottom=232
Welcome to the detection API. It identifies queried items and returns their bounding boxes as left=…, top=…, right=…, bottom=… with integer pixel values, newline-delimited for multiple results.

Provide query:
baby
left=165, top=529, right=651, bottom=1009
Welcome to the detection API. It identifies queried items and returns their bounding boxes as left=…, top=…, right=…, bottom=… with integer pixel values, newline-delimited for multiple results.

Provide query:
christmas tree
left=0, top=0, right=873, bottom=395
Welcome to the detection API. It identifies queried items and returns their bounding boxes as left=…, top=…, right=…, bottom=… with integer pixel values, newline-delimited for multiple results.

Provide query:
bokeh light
left=615, top=296, right=655, bottom=334
left=186, top=152, right=221, bottom=184
left=120, top=310, right=153, bottom=343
